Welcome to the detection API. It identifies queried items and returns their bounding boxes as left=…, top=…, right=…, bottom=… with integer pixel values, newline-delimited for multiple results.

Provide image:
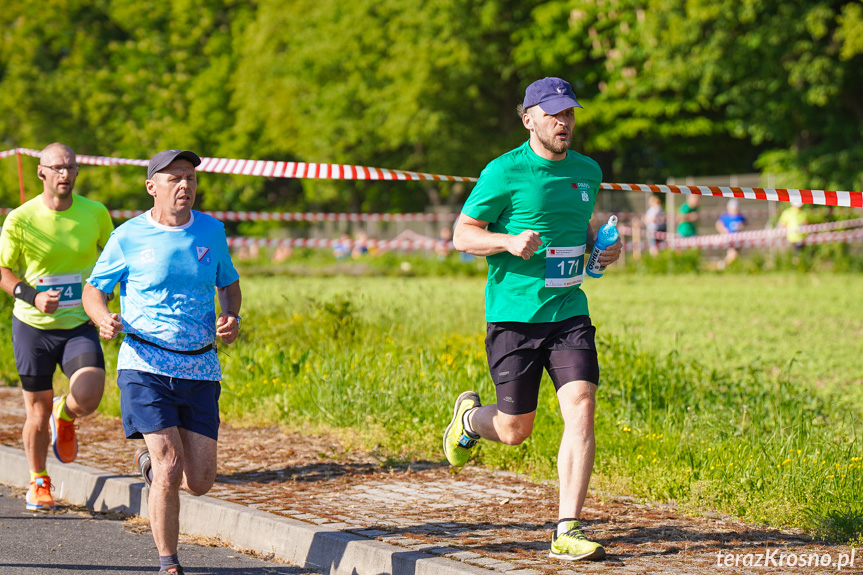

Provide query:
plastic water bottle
left=586, top=215, right=619, bottom=278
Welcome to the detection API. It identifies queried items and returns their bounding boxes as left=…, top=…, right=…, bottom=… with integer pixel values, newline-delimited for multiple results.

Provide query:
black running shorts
left=485, top=315, right=599, bottom=415
left=12, top=317, right=105, bottom=392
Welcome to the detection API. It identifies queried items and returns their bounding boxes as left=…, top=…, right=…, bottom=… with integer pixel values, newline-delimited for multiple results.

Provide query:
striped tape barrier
left=4, top=147, right=862, bottom=207
left=9, top=148, right=474, bottom=183
left=227, top=237, right=452, bottom=251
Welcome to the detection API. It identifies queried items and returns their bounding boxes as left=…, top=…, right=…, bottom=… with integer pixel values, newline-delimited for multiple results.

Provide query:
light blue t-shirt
left=87, top=210, right=240, bottom=380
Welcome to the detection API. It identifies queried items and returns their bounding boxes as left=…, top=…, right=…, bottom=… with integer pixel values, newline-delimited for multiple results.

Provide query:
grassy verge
left=1, top=275, right=860, bottom=542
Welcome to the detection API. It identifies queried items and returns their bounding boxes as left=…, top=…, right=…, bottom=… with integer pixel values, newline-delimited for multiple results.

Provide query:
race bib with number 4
left=545, top=245, right=585, bottom=288
left=36, top=273, right=83, bottom=309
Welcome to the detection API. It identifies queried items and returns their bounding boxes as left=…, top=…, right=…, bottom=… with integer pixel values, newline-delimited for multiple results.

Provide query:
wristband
left=13, top=282, right=39, bottom=306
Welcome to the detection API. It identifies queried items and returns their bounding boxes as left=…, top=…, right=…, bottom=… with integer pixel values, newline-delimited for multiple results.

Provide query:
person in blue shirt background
left=715, top=198, right=747, bottom=267
left=83, top=149, right=242, bottom=575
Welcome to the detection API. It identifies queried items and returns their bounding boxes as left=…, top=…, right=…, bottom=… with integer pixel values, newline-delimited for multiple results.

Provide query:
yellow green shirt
left=0, top=194, right=113, bottom=329
left=778, top=207, right=807, bottom=244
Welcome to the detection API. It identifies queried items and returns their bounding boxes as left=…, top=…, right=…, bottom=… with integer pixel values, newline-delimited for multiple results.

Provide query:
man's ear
left=145, top=179, right=157, bottom=197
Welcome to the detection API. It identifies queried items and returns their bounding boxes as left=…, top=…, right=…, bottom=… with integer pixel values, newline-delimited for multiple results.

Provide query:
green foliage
left=2, top=1, right=862, bottom=212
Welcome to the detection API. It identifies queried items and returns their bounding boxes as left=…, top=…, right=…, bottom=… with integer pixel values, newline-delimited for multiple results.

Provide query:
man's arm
left=216, top=279, right=242, bottom=345
left=0, top=266, right=61, bottom=314
left=452, top=214, right=542, bottom=260
left=82, top=282, right=123, bottom=340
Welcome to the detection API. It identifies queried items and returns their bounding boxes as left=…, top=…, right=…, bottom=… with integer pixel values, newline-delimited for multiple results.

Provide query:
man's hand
left=506, top=230, right=543, bottom=260
left=216, top=313, right=239, bottom=344
left=34, top=289, right=61, bottom=314
left=98, top=312, right=124, bottom=340
left=597, top=238, right=623, bottom=266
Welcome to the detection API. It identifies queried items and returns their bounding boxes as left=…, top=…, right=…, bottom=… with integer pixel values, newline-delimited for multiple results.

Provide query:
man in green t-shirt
left=442, top=77, right=621, bottom=561
left=676, top=195, right=700, bottom=237
left=0, top=143, right=113, bottom=511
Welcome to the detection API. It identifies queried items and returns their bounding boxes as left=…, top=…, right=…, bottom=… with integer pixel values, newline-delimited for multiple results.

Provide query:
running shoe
left=159, top=566, right=184, bottom=574
left=442, top=391, right=481, bottom=467
left=549, top=520, right=606, bottom=561
left=134, top=447, right=152, bottom=487
left=49, top=396, right=78, bottom=463
left=26, top=476, right=55, bottom=511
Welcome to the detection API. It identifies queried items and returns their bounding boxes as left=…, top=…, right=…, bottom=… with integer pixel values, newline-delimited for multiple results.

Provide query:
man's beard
left=537, top=129, right=571, bottom=155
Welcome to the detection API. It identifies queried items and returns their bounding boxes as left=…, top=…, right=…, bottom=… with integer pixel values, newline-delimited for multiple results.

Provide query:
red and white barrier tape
left=4, top=147, right=862, bottom=207
left=9, top=148, right=474, bottom=183
left=228, top=237, right=452, bottom=251
left=619, top=217, right=863, bottom=245
left=602, top=183, right=862, bottom=208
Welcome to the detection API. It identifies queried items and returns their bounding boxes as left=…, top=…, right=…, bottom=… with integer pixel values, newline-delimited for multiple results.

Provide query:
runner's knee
left=497, top=417, right=534, bottom=445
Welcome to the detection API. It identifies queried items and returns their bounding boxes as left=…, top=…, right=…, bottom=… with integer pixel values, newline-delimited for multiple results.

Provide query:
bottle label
left=545, top=245, right=585, bottom=288
left=586, top=246, right=605, bottom=276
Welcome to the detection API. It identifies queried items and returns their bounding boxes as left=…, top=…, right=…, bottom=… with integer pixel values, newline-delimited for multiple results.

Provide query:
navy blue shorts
left=12, top=317, right=105, bottom=392
left=117, top=370, right=221, bottom=440
left=486, top=315, right=600, bottom=415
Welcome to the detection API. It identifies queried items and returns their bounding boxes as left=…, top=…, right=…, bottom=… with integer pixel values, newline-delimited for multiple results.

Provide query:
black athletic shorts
left=485, top=315, right=599, bottom=415
left=12, top=317, right=105, bottom=392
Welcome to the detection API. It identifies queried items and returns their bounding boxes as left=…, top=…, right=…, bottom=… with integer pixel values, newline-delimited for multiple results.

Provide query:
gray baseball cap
left=147, top=149, right=201, bottom=179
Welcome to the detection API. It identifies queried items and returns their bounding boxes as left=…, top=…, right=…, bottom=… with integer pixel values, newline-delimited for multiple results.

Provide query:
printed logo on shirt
left=196, top=246, right=211, bottom=266
left=140, top=249, right=155, bottom=264
left=572, top=182, right=591, bottom=202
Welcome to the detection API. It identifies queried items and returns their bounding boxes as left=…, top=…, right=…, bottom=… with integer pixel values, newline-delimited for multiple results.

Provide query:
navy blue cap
left=523, top=77, right=582, bottom=115
left=147, top=149, right=201, bottom=179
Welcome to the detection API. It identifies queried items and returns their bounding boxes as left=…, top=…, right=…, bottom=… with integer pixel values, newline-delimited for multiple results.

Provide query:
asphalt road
left=0, top=484, right=321, bottom=575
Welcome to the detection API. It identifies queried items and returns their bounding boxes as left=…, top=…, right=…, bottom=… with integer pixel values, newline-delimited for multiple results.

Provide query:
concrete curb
left=0, top=445, right=497, bottom=575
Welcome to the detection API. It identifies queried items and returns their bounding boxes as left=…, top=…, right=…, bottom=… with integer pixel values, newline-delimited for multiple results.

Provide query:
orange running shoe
left=49, top=396, right=78, bottom=463
left=26, top=476, right=55, bottom=511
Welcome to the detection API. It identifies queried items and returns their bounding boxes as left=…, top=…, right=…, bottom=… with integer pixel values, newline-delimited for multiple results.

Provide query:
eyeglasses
left=39, top=164, right=79, bottom=174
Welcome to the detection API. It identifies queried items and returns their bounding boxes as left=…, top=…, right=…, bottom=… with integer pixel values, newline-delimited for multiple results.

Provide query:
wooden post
left=665, top=185, right=676, bottom=251
left=632, top=219, right=642, bottom=261
left=16, top=151, right=26, bottom=204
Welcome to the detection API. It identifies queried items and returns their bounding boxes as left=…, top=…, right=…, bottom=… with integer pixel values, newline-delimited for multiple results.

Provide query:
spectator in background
left=715, top=198, right=747, bottom=266
left=351, top=231, right=369, bottom=258
left=641, top=194, right=666, bottom=256
left=778, top=200, right=808, bottom=257
left=333, top=233, right=352, bottom=259
left=677, top=195, right=699, bottom=238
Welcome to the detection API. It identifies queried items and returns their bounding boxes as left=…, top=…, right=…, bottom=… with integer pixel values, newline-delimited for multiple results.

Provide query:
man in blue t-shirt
left=83, top=149, right=241, bottom=575
left=715, top=198, right=747, bottom=266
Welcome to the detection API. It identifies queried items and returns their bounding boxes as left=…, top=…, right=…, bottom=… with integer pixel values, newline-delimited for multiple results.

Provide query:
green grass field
left=1, top=272, right=860, bottom=542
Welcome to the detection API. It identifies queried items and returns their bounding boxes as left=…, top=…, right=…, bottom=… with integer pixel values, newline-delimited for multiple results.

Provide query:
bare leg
left=22, top=390, right=53, bottom=473
left=143, top=428, right=218, bottom=556
left=64, top=367, right=105, bottom=418
left=468, top=405, right=535, bottom=446
left=555, top=380, right=596, bottom=519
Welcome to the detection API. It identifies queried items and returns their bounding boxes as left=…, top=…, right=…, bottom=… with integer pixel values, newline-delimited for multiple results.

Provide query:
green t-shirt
left=0, top=194, right=113, bottom=329
left=677, top=203, right=698, bottom=237
left=462, top=140, right=602, bottom=323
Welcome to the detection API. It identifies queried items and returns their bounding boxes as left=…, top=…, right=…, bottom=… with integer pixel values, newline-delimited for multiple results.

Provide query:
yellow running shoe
left=26, top=476, right=55, bottom=511
left=442, top=391, right=481, bottom=467
left=550, top=520, right=606, bottom=561
left=50, top=396, right=78, bottom=463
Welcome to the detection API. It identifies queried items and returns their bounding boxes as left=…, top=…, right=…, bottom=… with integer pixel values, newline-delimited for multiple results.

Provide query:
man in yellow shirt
left=0, top=143, right=113, bottom=511
left=778, top=201, right=808, bottom=253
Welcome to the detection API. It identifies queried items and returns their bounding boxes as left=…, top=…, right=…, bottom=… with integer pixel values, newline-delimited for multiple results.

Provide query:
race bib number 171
left=545, top=245, right=585, bottom=288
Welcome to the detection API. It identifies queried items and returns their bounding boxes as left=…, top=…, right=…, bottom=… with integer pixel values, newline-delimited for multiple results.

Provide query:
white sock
left=462, top=408, right=479, bottom=437
left=557, top=518, right=579, bottom=536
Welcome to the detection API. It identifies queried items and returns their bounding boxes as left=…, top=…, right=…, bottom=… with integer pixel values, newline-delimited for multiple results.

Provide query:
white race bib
left=545, top=245, right=585, bottom=288
left=36, top=273, right=83, bottom=309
